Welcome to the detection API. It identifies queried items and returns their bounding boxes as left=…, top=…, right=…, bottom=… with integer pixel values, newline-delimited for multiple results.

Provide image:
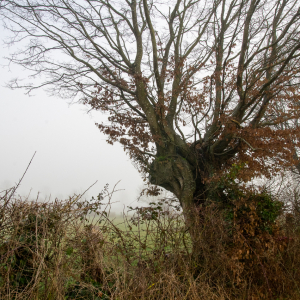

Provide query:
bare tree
left=1, top=0, right=300, bottom=237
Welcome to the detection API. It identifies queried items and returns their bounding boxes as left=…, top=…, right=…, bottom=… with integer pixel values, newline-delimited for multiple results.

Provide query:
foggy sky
left=0, top=31, right=144, bottom=213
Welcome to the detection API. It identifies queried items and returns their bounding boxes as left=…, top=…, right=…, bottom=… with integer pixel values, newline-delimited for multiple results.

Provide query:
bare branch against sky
left=1, top=0, right=300, bottom=230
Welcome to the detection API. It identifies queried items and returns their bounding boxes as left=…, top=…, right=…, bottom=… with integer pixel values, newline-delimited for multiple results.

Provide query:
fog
left=0, top=32, right=144, bottom=214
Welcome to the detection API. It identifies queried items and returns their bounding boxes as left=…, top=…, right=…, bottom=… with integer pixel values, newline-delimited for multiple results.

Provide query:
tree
left=1, top=0, right=300, bottom=239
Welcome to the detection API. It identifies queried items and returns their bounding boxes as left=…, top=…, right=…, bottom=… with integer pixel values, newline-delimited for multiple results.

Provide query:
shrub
left=1, top=180, right=300, bottom=299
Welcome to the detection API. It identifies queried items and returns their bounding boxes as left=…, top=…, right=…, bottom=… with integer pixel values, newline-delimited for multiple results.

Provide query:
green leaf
left=66, top=247, right=74, bottom=256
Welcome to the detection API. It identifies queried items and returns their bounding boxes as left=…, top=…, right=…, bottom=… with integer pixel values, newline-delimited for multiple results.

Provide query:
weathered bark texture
left=150, top=154, right=196, bottom=223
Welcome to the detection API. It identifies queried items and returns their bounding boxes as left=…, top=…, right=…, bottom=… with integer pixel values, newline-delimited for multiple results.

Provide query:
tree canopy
left=1, top=0, right=300, bottom=226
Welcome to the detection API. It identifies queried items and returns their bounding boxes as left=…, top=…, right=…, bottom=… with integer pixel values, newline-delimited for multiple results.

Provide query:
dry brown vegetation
left=1, top=176, right=300, bottom=300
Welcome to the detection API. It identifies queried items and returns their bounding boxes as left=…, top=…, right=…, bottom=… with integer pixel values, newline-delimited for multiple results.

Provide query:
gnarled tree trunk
left=148, top=136, right=217, bottom=245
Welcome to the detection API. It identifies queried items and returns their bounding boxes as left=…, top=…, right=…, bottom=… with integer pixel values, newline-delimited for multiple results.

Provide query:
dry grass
left=1, top=182, right=300, bottom=300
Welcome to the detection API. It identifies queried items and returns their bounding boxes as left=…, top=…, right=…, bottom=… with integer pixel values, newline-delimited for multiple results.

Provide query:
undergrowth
left=1, top=178, right=300, bottom=300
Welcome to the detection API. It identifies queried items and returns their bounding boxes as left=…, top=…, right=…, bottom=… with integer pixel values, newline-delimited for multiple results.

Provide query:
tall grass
left=1, top=180, right=300, bottom=299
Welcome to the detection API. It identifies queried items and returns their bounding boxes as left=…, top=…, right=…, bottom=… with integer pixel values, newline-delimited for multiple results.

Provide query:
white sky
left=0, top=31, right=144, bottom=213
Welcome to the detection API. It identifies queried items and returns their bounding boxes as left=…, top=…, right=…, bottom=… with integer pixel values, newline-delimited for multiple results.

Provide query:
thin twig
left=8, top=151, right=37, bottom=202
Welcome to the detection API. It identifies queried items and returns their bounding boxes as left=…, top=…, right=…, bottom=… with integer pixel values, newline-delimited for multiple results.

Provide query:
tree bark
left=148, top=138, right=214, bottom=245
left=149, top=153, right=199, bottom=239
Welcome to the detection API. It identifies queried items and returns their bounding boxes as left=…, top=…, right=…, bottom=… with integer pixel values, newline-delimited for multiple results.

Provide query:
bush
left=1, top=180, right=300, bottom=299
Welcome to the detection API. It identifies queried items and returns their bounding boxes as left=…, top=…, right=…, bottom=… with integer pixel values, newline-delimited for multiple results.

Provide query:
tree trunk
left=149, top=151, right=209, bottom=246
left=150, top=155, right=195, bottom=210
